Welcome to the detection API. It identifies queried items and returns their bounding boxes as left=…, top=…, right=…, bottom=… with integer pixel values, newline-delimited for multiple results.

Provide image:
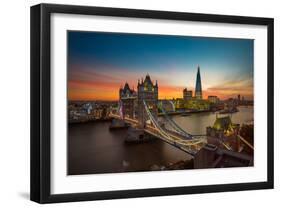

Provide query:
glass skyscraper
left=195, top=66, right=202, bottom=99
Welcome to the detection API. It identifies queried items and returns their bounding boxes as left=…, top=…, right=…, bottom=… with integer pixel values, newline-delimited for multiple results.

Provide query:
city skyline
left=68, top=31, right=254, bottom=101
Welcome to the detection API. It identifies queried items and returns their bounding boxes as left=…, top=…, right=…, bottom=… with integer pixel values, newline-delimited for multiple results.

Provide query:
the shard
left=195, top=65, right=202, bottom=99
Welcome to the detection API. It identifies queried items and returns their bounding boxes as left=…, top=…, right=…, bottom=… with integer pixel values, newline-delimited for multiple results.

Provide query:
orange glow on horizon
left=68, top=80, right=253, bottom=101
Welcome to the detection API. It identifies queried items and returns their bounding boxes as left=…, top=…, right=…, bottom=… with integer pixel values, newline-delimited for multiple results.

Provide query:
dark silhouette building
left=195, top=65, right=202, bottom=99
left=183, top=88, right=192, bottom=100
left=194, top=144, right=253, bottom=169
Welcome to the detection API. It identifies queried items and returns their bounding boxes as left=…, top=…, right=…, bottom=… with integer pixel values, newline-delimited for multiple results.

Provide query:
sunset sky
left=68, top=31, right=254, bottom=101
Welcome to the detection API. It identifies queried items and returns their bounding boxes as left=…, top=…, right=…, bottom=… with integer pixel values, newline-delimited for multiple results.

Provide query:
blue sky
left=68, top=31, right=253, bottom=101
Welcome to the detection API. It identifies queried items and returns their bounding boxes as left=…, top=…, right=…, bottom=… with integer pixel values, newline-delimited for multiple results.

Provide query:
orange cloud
left=68, top=80, right=254, bottom=101
left=206, top=78, right=253, bottom=100
left=68, top=64, right=253, bottom=101
left=158, top=85, right=184, bottom=99
left=69, top=90, right=118, bottom=101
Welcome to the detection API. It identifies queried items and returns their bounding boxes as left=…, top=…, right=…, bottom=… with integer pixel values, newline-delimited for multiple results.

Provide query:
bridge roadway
left=109, top=113, right=206, bottom=156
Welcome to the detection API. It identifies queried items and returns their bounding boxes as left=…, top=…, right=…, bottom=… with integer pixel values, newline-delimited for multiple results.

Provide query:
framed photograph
left=30, top=3, right=274, bottom=203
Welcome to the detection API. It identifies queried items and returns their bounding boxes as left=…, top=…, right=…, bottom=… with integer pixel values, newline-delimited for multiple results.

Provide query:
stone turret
left=137, top=74, right=158, bottom=128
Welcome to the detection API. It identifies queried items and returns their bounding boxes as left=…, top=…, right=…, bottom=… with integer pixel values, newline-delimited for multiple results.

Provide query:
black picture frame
left=30, top=3, right=274, bottom=204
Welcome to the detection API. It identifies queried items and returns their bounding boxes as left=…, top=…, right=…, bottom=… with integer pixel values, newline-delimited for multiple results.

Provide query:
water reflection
left=68, top=106, right=253, bottom=175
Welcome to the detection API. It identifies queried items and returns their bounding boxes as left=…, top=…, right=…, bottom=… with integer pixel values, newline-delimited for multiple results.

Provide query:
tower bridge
left=110, top=74, right=207, bottom=156
left=109, top=99, right=206, bottom=156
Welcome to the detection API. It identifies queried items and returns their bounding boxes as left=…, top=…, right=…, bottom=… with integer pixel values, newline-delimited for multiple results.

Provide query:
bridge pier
left=109, top=118, right=129, bottom=130
left=125, top=127, right=155, bottom=143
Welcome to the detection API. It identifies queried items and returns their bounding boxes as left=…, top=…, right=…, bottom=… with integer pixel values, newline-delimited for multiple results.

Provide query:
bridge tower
left=119, top=82, right=137, bottom=119
left=137, top=74, right=158, bottom=128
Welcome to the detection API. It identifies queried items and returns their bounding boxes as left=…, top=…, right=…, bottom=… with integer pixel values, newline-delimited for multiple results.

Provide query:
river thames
left=68, top=106, right=253, bottom=175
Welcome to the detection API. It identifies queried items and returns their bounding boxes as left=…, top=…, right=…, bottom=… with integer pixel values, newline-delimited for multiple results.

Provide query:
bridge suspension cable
left=158, top=104, right=193, bottom=139
left=143, top=100, right=205, bottom=152
left=143, top=100, right=173, bottom=142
